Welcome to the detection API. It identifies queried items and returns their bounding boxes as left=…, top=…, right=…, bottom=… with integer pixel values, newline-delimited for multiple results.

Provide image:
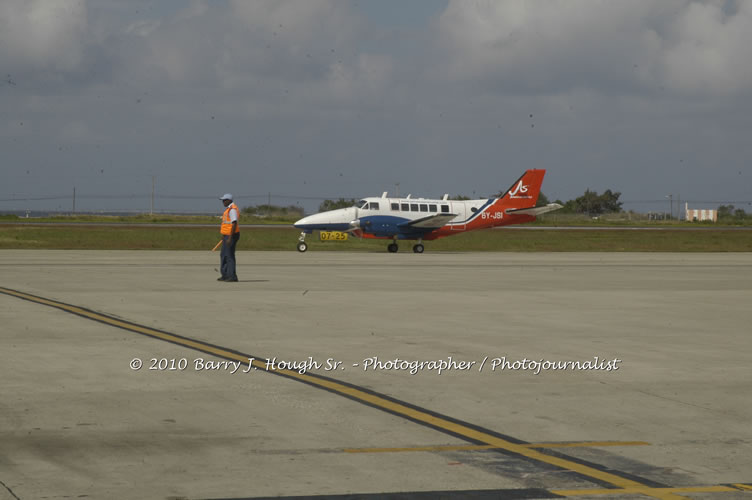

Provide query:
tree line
left=241, top=204, right=304, bottom=218
left=718, top=205, right=747, bottom=220
left=552, top=189, right=623, bottom=215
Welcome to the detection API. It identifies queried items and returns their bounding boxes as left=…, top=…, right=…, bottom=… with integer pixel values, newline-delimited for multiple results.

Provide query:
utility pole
left=72, top=187, right=76, bottom=213
left=395, top=183, right=399, bottom=198
left=151, top=176, right=155, bottom=215
left=268, top=191, right=271, bottom=207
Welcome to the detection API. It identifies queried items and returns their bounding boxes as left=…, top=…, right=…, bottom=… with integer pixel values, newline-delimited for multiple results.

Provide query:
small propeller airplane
left=293, top=169, right=562, bottom=253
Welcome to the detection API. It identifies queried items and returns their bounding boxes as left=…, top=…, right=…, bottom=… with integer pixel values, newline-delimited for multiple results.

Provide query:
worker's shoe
left=217, top=276, right=228, bottom=281
left=226, top=277, right=238, bottom=282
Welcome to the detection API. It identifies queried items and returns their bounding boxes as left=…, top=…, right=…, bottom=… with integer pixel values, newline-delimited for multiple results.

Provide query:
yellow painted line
left=245, top=375, right=689, bottom=499
left=529, top=441, right=650, bottom=449
left=345, top=444, right=498, bottom=453
left=0, top=286, right=687, bottom=500
left=553, top=485, right=749, bottom=497
left=344, top=441, right=650, bottom=453
left=734, top=484, right=752, bottom=491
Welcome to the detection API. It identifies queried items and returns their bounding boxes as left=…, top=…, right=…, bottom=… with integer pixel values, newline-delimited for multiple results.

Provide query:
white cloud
left=218, top=0, right=363, bottom=86
left=0, top=0, right=89, bottom=73
left=436, top=0, right=752, bottom=95
left=662, top=1, right=752, bottom=93
left=114, top=0, right=396, bottom=117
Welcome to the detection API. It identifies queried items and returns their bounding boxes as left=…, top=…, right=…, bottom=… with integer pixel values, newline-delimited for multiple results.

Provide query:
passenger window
left=429, top=205, right=437, bottom=212
left=410, top=204, right=419, bottom=211
left=420, top=204, right=428, bottom=212
left=370, top=202, right=379, bottom=210
left=401, top=203, right=409, bottom=211
left=441, top=205, right=449, bottom=213
left=391, top=203, right=399, bottom=211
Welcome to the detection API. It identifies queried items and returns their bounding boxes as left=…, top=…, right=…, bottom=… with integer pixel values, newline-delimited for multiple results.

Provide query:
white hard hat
left=219, top=193, right=233, bottom=201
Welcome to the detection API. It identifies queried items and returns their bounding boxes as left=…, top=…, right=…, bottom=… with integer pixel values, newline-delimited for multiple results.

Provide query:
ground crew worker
left=218, top=193, right=240, bottom=282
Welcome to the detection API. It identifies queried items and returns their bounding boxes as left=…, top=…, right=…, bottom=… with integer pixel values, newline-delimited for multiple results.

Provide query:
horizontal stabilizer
left=505, top=203, right=563, bottom=216
left=399, top=213, right=457, bottom=229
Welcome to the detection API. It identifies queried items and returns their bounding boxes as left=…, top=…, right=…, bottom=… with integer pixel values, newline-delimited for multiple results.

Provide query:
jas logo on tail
left=509, top=181, right=531, bottom=199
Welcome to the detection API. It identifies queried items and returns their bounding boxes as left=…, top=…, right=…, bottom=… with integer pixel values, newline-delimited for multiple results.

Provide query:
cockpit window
left=357, top=200, right=368, bottom=209
left=370, top=202, right=379, bottom=210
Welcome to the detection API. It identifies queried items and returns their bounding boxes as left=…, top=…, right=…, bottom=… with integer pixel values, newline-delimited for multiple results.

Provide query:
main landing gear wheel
left=387, top=243, right=399, bottom=253
left=412, top=244, right=424, bottom=253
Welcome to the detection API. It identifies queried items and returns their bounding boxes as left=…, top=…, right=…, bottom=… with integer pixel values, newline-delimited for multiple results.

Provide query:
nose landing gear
left=297, top=232, right=308, bottom=252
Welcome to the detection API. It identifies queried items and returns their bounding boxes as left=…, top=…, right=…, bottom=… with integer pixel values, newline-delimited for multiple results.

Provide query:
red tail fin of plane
left=496, top=169, right=546, bottom=207
left=463, top=169, right=548, bottom=231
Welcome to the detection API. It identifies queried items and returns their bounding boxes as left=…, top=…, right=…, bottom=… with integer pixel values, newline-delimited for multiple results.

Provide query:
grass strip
left=1, top=225, right=751, bottom=252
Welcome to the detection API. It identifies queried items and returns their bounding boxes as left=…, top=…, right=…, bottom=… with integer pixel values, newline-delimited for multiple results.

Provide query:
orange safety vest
left=220, top=203, right=240, bottom=235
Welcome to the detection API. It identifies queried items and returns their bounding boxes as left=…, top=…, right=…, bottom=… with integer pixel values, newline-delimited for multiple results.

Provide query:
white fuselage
left=294, top=197, right=494, bottom=234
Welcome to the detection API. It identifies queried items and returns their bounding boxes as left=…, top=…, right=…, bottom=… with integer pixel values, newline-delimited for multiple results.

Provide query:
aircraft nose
left=294, top=212, right=329, bottom=229
left=293, top=208, right=353, bottom=231
left=293, top=215, right=313, bottom=229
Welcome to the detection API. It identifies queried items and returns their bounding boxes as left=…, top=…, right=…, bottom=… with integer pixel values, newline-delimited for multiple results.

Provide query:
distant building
left=685, top=203, right=717, bottom=222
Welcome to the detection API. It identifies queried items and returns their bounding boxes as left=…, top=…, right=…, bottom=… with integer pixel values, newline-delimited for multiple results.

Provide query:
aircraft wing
left=505, top=203, right=563, bottom=216
left=398, top=213, right=457, bottom=229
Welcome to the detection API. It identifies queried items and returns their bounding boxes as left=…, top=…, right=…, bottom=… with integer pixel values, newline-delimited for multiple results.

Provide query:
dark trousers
left=220, top=233, right=240, bottom=279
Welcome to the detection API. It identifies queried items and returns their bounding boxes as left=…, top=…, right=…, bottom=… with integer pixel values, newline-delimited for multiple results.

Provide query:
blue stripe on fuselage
left=359, top=215, right=447, bottom=238
left=359, top=215, right=412, bottom=237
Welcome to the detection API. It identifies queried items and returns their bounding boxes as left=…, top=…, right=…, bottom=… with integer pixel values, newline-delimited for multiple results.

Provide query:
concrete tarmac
left=1, top=250, right=751, bottom=500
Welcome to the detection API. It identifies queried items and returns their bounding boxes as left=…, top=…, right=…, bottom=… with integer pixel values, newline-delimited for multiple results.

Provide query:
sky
left=1, top=0, right=751, bottom=215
